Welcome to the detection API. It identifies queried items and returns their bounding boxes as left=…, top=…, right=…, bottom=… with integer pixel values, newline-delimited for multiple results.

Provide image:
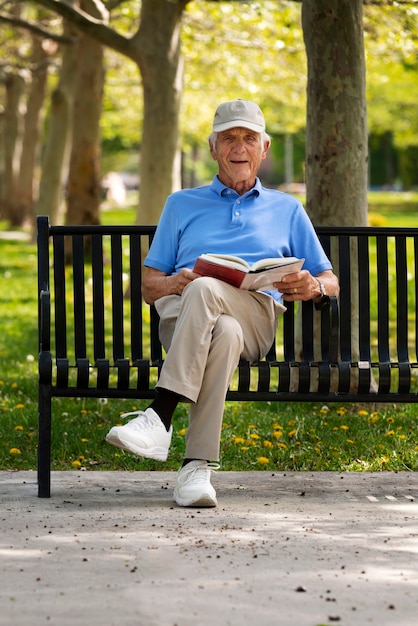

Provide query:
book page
left=250, top=256, right=302, bottom=272
left=240, top=258, right=304, bottom=290
left=198, top=253, right=250, bottom=271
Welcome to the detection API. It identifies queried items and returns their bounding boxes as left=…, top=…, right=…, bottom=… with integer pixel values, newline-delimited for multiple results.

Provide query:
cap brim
left=213, top=120, right=265, bottom=133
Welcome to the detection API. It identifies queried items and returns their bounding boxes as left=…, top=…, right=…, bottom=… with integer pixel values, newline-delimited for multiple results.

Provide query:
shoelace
left=120, top=410, right=161, bottom=431
left=180, top=461, right=220, bottom=484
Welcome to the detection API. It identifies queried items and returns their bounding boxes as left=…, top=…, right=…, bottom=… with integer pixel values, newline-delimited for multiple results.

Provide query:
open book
left=193, top=253, right=304, bottom=291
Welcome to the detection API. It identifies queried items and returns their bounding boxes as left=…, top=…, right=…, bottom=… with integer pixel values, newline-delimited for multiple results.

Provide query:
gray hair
left=208, top=130, right=271, bottom=152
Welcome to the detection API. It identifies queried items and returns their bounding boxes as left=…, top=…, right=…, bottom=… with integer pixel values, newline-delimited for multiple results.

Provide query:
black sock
left=182, top=458, right=209, bottom=467
left=149, top=388, right=180, bottom=432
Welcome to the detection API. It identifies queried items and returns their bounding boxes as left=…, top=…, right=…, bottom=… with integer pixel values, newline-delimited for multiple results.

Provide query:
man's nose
left=232, top=140, right=246, bottom=152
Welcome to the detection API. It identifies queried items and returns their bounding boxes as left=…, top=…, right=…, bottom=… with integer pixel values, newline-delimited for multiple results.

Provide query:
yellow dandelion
left=340, top=425, right=349, bottom=431
left=320, top=405, right=329, bottom=414
left=257, top=456, right=269, bottom=465
left=72, top=460, right=82, bottom=468
left=178, top=428, right=187, bottom=436
left=399, top=435, right=406, bottom=440
left=387, top=417, right=395, bottom=423
left=263, top=440, right=274, bottom=448
left=386, top=430, right=395, bottom=436
left=336, top=407, right=347, bottom=415
left=10, top=448, right=21, bottom=455
left=287, top=429, right=297, bottom=437
left=232, top=436, right=245, bottom=444
left=96, top=423, right=104, bottom=428
left=79, top=455, right=85, bottom=460
left=347, top=439, right=355, bottom=444
left=15, top=425, right=24, bottom=431
left=240, top=446, right=249, bottom=451
left=81, top=438, right=89, bottom=443
left=287, top=419, right=296, bottom=426
left=250, top=433, right=260, bottom=440
left=114, top=453, right=120, bottom=457
left=15, top=404, right=25, bottom=409
left=277, top=442, right=288, bottom=450
left=273, top=431, right=283, bottom=439
left=358, top=409, right=368, bottom=416
left=272, top=423, right=282, bottom=429
left=12, top=383, right=18, bottom=388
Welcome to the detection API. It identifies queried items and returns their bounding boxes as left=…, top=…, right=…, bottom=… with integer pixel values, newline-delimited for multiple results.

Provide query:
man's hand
left=142, top=267, right=199, bottom=304
left=167, top=268, right=199, bottom=296
left=274, top=270, right=321, bottom=302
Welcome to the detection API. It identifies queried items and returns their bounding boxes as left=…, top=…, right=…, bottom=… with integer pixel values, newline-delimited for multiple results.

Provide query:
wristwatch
left=316, top=279, right=327, bottom=299
left=314, top=278, right=330, bottom=310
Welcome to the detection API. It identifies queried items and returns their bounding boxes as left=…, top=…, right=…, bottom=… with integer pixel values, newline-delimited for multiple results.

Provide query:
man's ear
left=209, top=139, right=217, bottom=161
left=261, top=140, right=270, bottom=160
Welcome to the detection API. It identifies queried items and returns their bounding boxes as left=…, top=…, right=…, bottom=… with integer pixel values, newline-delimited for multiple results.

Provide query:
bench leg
left=38, top=384, right=52, bottom=498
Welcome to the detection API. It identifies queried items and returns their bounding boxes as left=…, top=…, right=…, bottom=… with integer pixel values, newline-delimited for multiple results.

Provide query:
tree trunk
left=15, top=34, right=49, bottom=227
left=1, top=73, right=25, bottom=224
left=301, top=0, right=370, bottom=392
left=302, top=0, right=368, bottom=226
left=135, top=0, right=188, bottom=224
left=36, top=15, right=78, bottom=224
left=65, top=0, right=104, bottom=231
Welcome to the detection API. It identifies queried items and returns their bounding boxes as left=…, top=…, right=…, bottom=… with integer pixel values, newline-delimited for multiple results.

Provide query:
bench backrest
left=37, top=216, right=418, bottom=399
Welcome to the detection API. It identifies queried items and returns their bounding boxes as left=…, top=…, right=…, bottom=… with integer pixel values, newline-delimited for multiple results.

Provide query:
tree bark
left=65, top=0, right=104, bottom=230
left=302, top=0, right=368, bottom=226
left=36, top=15, right=78, bottom=224
left=134, top=0, right=188, bottom=224
left=1, top=73, right=25, bottom=223
left=15, top=34, right=50, bottom=227
left=301, top=0, right=370, bottom=391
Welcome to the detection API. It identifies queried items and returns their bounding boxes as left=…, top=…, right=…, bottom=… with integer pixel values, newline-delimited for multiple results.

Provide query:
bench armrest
left=39, top=289, right=51, bottom=353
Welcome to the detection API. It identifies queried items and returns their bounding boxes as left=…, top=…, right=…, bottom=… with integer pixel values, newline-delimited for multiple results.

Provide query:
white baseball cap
left=212, top=99, right=266, bottom=133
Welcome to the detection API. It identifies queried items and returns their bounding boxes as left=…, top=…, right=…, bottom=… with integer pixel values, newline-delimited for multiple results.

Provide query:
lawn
left=1, top=194, right=418, bottom=473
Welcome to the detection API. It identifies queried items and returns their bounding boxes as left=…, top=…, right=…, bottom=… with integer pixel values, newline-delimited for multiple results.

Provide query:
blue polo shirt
left=144, top=176, right=332, bottom=302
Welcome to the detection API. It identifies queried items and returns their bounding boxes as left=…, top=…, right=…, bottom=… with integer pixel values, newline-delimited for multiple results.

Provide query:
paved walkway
left=1, top=470, right=417, bottom=626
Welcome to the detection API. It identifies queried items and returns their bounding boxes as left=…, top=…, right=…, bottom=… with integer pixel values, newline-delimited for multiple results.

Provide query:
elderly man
left=106, top=99, right=339, bottom=507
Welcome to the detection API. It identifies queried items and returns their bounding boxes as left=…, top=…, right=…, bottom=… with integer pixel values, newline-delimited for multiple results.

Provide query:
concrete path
left=1, top=470, right=417, bottom=626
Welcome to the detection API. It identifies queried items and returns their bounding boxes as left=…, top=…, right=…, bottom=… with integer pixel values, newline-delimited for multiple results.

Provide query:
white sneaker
left=173, top=460, right=219, bottom=507
left=105, top=408, right=172, bottom=461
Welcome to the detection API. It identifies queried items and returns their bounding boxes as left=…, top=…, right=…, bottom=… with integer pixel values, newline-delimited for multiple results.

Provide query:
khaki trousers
left=155, top=277, right=284, bottom=461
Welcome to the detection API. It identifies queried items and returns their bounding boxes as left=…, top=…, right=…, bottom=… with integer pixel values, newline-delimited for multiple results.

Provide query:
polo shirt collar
left=211, top=175, right=261, bottom=198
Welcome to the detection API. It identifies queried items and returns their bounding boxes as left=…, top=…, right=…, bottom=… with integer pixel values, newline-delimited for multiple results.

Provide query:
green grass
left=1, top=196, right=418, bottom=473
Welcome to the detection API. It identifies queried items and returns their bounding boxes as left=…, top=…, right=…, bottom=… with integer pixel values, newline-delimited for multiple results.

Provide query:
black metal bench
left=37, top=215, right=418, bottom=497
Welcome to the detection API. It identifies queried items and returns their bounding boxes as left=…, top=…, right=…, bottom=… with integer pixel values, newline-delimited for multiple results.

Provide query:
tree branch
left=0, top=11, right=74, bottom=43
left=28, top=0, right=138, bottom=59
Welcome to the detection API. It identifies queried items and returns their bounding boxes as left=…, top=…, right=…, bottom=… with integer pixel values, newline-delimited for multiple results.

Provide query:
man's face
left=210, top=127, right=268, bottom=192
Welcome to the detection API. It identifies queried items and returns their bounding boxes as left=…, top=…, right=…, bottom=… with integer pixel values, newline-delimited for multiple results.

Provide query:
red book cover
left=193, top=257, right=246, bottom=288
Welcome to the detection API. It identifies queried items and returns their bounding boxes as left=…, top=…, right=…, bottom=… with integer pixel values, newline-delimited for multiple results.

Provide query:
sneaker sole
left=105, top=429, right=169, bottom=461
left=173, top=490, right=217, bottom=508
